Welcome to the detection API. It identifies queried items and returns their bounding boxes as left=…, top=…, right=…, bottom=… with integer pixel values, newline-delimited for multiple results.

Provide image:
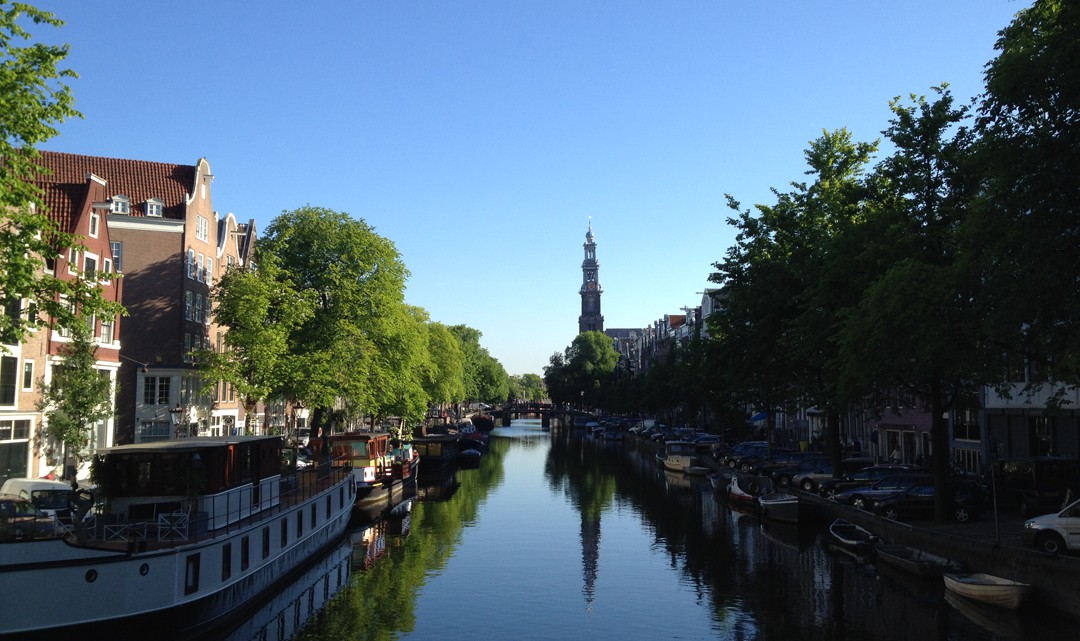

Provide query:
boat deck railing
left=69, top=457, right=351, bottom=551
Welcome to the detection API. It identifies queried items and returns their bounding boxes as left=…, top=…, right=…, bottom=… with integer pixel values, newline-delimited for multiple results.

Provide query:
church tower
left=578, top=221, right=604, bottom=333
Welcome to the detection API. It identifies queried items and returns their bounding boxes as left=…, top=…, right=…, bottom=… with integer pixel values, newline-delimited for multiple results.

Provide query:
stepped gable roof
left=34, top=150, right=196, bottom=231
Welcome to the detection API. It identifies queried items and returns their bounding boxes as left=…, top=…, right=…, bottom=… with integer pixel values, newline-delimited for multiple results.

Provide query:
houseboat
left=323, top=432, right=396, bottom=510
left=412, top=434, right=461, bottom=478
left=0, top=436, right=354, bottom=639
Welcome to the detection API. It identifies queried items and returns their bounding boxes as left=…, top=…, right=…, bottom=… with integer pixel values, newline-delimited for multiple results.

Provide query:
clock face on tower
left=587, top=282, right=595, bottom=290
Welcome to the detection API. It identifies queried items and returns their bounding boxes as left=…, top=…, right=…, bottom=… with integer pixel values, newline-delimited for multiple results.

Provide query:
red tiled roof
left=34, top=151, right=197, bottom=230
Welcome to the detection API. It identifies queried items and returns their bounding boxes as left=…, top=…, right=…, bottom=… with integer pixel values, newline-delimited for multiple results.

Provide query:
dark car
left=834, top=473, right=932, bottom=510
left=720, top=441, right=768, bottom=467
left=872, top=481, right=988, bottom=523
left=771, top=456, right=830, bottom=487
left=817, top=464, right=923, bottom=500
left=0, top=494, right=60, bottom=540
left=983, top=457, right=1080, bottom=517
left=792, top=457, right=876, bottom=493
left=734, top=447, right=794, bottom=472
left=750, top=450, right=822, bottom=476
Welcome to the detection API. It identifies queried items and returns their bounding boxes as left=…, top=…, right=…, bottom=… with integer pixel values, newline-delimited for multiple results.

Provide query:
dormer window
left=88, top=213, right=100, bottom=238
left=146, top=198, right=164, bottom=217
left=110, top=195, right=131, bottom=214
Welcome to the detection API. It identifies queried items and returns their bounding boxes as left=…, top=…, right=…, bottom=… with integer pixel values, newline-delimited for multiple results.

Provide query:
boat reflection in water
left=219, top=539, right=352, bottom=641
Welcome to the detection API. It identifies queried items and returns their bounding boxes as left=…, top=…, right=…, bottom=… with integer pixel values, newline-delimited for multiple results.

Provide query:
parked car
left=749, top=450, right=821, bottom=476
left=817, top=465, right=922, bottom=500
left=792, top=457, right=875, bottom=493
left=984, top=457, right=1080, bottom=517
left=0, top=494, right=62, bottom=540
left=833, top=473, right=932, bottom=510
left=0, top=477, right=73, bottom=521
left=771, top=456, right=830, bottom=487
left=1022, top=497, right=1080, bottom=554
left=872, top=480, right=988, bottom=523
left=719, top=441, right=768, bottom=467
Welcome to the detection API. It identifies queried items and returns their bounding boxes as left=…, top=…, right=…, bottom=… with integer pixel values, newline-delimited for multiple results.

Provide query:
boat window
left=241, top=536, right=250, bottom=571
left=262, top=527, right=270, bottom=559
left=222, top=543, right=232, bottom=581
left=184, top=553, right=201, bottom=595
left=280, top=518, right=288, bottom=547
left=351, top=442, right=369, bottom=458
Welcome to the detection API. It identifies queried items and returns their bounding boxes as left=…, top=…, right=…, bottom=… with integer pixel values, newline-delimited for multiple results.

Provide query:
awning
left=748, top=411, right=768, bottom=422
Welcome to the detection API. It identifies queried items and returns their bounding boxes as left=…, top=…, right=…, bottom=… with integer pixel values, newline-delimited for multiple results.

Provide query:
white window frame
left=196, top=216, right=209, bottom=242
left=205, top=258, right=213, bottom=286
left=146, top=198, right=164, bottom=217
left=21, top=360, right=33, bottom=391
left=101, top=258, right=112, bottom=284
left=203, top=296, right=211, bottom=325
left=197, top=253, right=204, bottom=283
left=184, top=291, right=193, bottom=321
left=83, top=252, right=99, bottom=281
left=110, top=195, right=130, bottom=214
left=195, top=293, right=204, bottom=323
left=67, top=248, right=78, bottom=275
left=187, top=249, right=196, bottom=279
left=88, top=213, right=100, bottom=238
left=99, top=316, right=114, bottom=345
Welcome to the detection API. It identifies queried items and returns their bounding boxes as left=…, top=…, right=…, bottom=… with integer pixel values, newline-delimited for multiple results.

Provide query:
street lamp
left=170, top=402, right=188, bottom=439
left=292, top=400, right=305, bottom=469
left=580, top=390, right=584, bottom=412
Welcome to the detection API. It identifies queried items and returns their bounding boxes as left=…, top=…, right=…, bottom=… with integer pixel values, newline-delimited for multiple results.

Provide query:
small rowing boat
left=943, top=573, right=1033, bottom=610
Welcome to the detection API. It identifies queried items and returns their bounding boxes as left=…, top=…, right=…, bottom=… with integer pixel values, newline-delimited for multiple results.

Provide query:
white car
left=0, top=478, right=72, bottom=520
left=1022, top=498, right=1080, bottom=554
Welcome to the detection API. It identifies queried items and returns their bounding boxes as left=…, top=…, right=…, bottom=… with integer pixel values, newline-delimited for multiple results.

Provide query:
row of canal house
left=0, top=151, right=298, bottom=485
left=610, top=289, right=1080, bottom=475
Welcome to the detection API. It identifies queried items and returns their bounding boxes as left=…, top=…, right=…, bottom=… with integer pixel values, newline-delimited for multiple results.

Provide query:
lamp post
left=292, top=400, right=304, bottom=470
left=580, top=390, right=584, bottom=412
left=170, top=402, right=188, bottom=439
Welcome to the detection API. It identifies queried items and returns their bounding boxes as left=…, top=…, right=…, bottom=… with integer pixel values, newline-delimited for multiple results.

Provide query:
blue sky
left=35, top=1, right=1027, bottom=376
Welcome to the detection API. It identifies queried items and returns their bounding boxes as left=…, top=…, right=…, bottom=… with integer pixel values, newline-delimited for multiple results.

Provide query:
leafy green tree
left=424, top=321, right=465, bottom=407
left=259, top=206, right=409, bottom=430
left=972, top=0, right=1080, bottom=389
left=1, top=3, right=116, bottom=344
left=198, top=252, right=314, bottom=430
left=36, top=315, right=112, bottom=468
left=564, top=331, right=619, bottom=409
left=838, top=88, right=978, bottom=520
left=446, top=324, right=508, bottom=406
left=511, top=373, right=546, bottom=402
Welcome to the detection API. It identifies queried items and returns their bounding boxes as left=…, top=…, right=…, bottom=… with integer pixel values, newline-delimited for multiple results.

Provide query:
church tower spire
left=578, top=220, right=604, bottom=333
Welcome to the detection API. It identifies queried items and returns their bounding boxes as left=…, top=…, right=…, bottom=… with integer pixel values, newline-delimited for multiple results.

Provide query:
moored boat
left=873, top=542, right=964, bottom=577
left=660, top=441, right=700, bottom=473
left=322, top=432, right=396, bottom=510
left=757, top=491, right=800, bottom=523
left=412, top=434, right=461, bottom=478
left=727, top=474, right=774, bottom=506
left=943, top=573, right=1033, bottom=610
left=828, top=518, right=879, bottom=553
left=0, top=436, right=354, bottom=638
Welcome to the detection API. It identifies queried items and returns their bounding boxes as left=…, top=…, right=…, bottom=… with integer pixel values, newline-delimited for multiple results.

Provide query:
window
left=89, top=213, right=100, bottom=238
left=187, top=249, right=196, bottom=279
left=101, top=258, right=112, bottom=283
left=22, top=361, right=33, bottom=391
left=146, top=199, right=164, bottom=217
left=0, top=419, right=30, bottom=440
left=83, top=254, right=97, bottom=280
left=184, top=553, right=200, bottom=595
left=205, top=258, right=213, bottom=285
left=144, top=376, right=170, bottom=406
left=110, top=241, right=123, bottom=273
left=0, top=356, right=17, bottom=405
left=138, top=421, right=170, bottom=442
left=110, top=195, right=130, bottom=214
left=197, top=253, right=204, bottom=283
left=184, top=291, right=193, bottom=321
left=241, top=536, right=250, bottom=571
left=184, top=333, right=192, bottom=363
left=195, top=294, right=204, bottom=324
left=296, top=511, right=303, bottom=538
left=203, top=296, right=211, bottom=326
left=280, top=519, right=288, bottom=547
left=99, top=317, right=114, bottom=344
left=222, top=542, right=232, bottom=581
left=262, top=527, right=270, bottom=559
left=67, top=248, right=78, bottom=275
left=2, top=299, right=21, bottom=346
left=227, top=255, right=235, bottom=270
left=196, top=216, right=209, bottom=242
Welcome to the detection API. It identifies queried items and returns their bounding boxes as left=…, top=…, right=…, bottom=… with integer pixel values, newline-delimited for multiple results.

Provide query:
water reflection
left=233, top=420, right=1076, bottom=641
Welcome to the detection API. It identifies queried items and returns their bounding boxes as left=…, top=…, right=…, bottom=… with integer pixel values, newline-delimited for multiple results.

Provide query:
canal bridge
left=490, top=405, right=590, bottom=428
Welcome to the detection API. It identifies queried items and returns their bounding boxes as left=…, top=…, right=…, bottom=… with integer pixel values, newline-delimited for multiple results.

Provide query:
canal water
left=222, top=419, right=1076, bottom=641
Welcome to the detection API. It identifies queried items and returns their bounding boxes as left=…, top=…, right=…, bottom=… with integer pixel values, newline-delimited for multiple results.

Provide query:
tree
left=36, top=314, right=112, bottom=470
left=447, top=324, right=509, bottom=406
left=1, top=3, right=115, bottom=344
left=423, top=321, right=465, bottom=408
left=563, top=331, right=619, bottom=409
left=198, top=252, right=314, bottom=431
left=838, top=87, right=978, bottom=520
left=259, top=206, right=409, bottom=430
left=972, top=0, right=1080, bottom=390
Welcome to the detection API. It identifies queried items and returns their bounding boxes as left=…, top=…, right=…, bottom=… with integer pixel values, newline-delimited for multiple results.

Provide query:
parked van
left=0, top=478, right=72, bottom=521
left=1022, top=497, right=1080, bottom=554
left=985, top=457, right=1080, bottom=517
